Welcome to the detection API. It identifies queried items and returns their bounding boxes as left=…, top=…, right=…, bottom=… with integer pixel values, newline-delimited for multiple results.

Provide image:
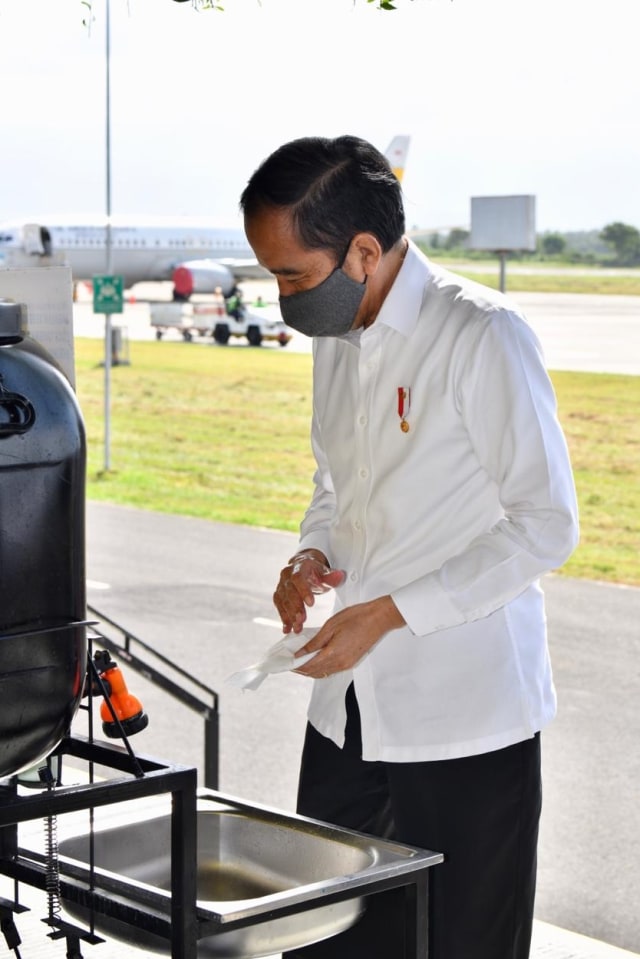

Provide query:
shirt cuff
left=391, top=574, right=466, bottom=637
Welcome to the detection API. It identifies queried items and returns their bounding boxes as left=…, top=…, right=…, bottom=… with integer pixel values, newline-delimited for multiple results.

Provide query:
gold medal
left=397, top=387, right=411, bottom=433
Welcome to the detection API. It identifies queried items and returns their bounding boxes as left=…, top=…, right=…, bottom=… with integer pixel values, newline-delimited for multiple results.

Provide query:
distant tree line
left=598, top=222, right=640, bottom=265
left=419, top=222, right=640, bottom=266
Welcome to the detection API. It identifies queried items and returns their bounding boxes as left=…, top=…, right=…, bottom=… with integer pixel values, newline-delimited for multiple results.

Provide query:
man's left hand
left=293, top=595, right=405, bottom=678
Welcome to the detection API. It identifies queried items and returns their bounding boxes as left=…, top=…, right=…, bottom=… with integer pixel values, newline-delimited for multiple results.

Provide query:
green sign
left=93, top=274, right=124, bottom=314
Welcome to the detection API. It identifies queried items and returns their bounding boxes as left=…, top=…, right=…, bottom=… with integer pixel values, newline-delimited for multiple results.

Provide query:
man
left=240, top=136, right=579, bottom=959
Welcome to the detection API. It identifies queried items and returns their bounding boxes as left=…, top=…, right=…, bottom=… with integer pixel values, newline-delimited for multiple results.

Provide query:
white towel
left=225, top=630, right=319, bottom=691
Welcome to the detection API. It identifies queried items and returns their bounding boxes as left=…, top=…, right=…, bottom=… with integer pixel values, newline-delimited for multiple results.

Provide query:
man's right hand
left=274, top=549, right=346, bottom=633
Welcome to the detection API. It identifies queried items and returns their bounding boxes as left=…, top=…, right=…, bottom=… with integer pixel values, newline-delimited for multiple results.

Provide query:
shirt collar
left=373, top=239, right=433, bottom=338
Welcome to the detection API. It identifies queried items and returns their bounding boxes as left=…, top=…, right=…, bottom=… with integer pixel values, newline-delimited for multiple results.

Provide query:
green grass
left=456, top=272, right=640, bottom=296
left=418, top=256, right=640, bottom=295
left=550, top=371, right=639, bottom=584
left=79, top=341, right=315, bottom=530
left=76, top=339, right=640, bottom=587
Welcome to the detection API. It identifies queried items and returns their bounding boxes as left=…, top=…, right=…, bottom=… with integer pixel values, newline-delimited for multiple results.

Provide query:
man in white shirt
left=240, top=136, right=579, bottom=959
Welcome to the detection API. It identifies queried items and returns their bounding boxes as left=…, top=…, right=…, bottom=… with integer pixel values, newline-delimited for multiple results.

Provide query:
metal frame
left=87, top=604, right=219, bottom=788
left=0, top=747, right=439, bottom=959
left=0, top=735, right=198, bottom=959
left=0, top=618, right=440, bottom=958
left=178, top=789, right=437, bottom=959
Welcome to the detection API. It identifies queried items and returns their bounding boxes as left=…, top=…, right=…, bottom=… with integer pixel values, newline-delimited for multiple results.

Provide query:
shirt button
left=350, top=572, right=358, bottom=582
left=359, top=467, right=368, bottom=479
left=354, top=519, right=362, bottom=531
left=358, top=415, right=367, bottom=426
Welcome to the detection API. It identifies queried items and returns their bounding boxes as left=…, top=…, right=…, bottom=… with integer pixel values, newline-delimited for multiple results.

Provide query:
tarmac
left=71, top=279, right=640, bottom=377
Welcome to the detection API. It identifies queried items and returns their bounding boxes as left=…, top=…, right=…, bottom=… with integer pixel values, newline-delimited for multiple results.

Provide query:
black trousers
left=285, top=685, right=542, bottom=959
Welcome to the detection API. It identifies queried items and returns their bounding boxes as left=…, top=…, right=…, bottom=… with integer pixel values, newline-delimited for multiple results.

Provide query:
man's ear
left=346, top=232, right=383, bottom=278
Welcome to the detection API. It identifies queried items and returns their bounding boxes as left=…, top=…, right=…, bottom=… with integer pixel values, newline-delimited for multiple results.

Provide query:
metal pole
left=104, top=0, right=112, bottom=472
left=170, top=772, right=199, bottom=958
left=204, top=712, right=219, bottom=790
left=499, top=251, right=506, bottom=293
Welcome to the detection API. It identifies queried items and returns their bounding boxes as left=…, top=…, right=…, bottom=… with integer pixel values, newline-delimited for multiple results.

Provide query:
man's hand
left=293, top=596, right=405, bottom=678
left=274, top=549, right=346, bottom=633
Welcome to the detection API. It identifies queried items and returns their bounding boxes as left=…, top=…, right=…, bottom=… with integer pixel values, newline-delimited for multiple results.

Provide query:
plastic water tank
left=0, top=300, right=87, bottom=779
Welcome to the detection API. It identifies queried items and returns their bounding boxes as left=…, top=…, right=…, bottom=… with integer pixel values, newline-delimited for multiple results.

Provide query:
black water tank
left=0, top=300, right=87, bottom=779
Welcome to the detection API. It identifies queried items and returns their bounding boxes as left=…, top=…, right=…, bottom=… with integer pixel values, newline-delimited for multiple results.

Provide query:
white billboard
left=470, top=195, right=537, bottom=252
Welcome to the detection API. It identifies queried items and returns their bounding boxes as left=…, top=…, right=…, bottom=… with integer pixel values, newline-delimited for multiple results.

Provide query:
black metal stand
left=0, top=735, right=198, bottom=959
left=0, top=741, right=440, bottom=959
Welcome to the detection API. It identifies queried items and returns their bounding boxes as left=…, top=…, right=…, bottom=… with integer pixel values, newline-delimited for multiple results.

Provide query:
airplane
left=0, top=136, right=410, bottom=301
left=0, top=216, right=258, bottom=300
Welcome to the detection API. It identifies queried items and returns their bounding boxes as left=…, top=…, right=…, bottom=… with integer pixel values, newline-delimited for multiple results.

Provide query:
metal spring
left=43, top=775, right=62, bottom=923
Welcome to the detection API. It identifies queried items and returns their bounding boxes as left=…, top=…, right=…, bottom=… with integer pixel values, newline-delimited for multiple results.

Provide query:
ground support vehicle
left=211, top=303, right=291, bottom=347
left=150, top=302, right=291, bottom=347
left=149, top=302, right=224, bottom=342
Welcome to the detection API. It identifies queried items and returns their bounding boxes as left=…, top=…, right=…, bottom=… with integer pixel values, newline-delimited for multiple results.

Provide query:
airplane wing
left=172, top=257, right=268, bottom=299
left=218, top=258, right=269, bottom=280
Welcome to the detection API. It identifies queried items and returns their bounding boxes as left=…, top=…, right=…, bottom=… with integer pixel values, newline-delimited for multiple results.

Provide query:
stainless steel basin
left=57, top=790, right=442, bottom=958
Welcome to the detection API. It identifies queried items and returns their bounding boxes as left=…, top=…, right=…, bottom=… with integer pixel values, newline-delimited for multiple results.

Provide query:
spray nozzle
left=93, top=650, right=149, bottom=738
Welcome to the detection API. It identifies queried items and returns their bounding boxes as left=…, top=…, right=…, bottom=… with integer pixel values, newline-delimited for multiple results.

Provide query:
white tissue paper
left=225, top=630, right=319, bottom=691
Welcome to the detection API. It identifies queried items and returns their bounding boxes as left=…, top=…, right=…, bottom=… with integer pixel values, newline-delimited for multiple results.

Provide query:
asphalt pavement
left=74, top=502, right=640, bottom=957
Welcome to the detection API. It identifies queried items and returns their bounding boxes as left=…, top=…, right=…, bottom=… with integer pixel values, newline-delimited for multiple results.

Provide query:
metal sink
left=57, top=789, right=442, bottom=958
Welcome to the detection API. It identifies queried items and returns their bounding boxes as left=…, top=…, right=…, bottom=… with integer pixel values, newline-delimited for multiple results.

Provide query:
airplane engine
left=0, top=223, right=54, bottom=261
left=18, top=223, right=53, bottom=256
left=172, top=259, right=235, bottom=300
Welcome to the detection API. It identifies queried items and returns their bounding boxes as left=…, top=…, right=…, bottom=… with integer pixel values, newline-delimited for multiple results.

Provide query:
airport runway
left=72, top=280, right=640, bottom=376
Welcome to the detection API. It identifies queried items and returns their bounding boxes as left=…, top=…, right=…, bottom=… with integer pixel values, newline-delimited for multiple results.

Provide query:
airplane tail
left=384, top=135, right=411, bottom=183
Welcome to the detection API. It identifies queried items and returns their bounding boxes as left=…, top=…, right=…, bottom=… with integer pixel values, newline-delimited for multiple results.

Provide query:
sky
left=0, top=0, right=638, bottom=234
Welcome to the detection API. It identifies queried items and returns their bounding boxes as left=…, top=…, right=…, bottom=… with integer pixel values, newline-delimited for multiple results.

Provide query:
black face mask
left=279, top=266, right=366, bottom=338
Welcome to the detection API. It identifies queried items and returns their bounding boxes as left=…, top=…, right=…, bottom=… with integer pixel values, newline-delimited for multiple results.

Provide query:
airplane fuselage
left=0, top=218, right=259, bottom=289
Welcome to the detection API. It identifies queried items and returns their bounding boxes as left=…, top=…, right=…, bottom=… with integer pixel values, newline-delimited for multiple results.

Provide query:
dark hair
left=240, top=135, right=405, bottom=259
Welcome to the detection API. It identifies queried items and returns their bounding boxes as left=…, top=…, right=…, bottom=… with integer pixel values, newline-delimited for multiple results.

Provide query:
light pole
left=103, top=0, right=113, bottom=471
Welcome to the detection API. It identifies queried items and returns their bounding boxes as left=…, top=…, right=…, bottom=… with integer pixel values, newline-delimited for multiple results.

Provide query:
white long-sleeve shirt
left=297, top=241, right=579, bottom=762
